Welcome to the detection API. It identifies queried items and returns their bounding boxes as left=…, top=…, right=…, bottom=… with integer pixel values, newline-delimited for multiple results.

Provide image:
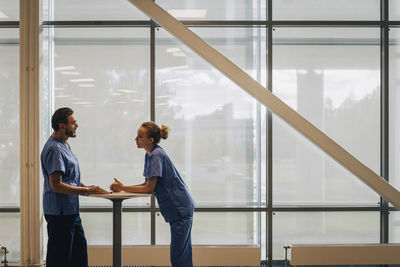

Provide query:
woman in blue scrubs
left=110, top=121, right=195, bottom=267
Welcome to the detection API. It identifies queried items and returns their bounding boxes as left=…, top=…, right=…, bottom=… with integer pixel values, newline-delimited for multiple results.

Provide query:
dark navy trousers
left=169, top=216, right=193, bottom=267
left=44, top=214, right=88, bottom=267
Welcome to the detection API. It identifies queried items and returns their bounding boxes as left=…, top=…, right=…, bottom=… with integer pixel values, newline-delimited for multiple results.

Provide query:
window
left=0, top=27, right=19, bottom=260
left=389, top=28, right=400, bottom=195
left=273, top=28, right=380, bottom=205
left=155, top=27, right=267, bottom=206
left=2, top=0, right=395, bottom=264
left=157, top=0, right=266, bottom=21
left=274, top=212, right=380, bottom=259
left=0, top=1, right=18, bottom=21
left=41, top=28, right=151, bottom=207
left=273, top=0, right=379, bottom=21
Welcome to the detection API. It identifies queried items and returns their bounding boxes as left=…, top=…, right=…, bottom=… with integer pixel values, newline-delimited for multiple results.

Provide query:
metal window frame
left=3, top=205, right=398, bottom=213
left=380, top=0, right=390, bottom=252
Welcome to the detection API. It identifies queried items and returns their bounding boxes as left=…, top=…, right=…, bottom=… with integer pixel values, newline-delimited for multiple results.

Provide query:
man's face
left=64, top=115, right=78, bottom=138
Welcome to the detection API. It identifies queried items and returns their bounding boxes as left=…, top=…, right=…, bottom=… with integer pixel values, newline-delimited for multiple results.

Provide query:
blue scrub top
left=144, top=144, right=195, bottom=222
left=41, top=136, right=81, bottom=215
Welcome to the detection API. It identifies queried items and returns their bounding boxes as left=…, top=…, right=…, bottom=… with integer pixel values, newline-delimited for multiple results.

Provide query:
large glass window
left=0, top=28, right=19, bottom=206
left=273, top=0, right=379, bottom=21
left=274, top=212, right=380, bottom=259
left=389, top=0, right=400, bottom=21
left=42, top=212, right=151, bottom=250
left=40, top=27, right=151, bottom=257
left=30, top=1, right=396, bottom=265
left=0, top=28, right=19, bottom=260
left=389, top=28, right=400, bottom=193
left=41, top=27, right=151, bottom=206
left=156, top=27, right=266, bottom=206
left=272, top=27, right=380, bottom=205
left=48, top=0, right=147, bottom=21
left=0, top=213, right=20, bottom=260
left=157, top=0, right=265, bottom=21
left=389, top=211, right=400, bottom=242
left=157, top=212, right=261, bottom=245
left=0, top=1, right=18, bottom=21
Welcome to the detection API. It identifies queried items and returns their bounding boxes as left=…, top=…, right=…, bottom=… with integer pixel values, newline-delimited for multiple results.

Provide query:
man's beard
left=66, top=129, right=76, bottom=137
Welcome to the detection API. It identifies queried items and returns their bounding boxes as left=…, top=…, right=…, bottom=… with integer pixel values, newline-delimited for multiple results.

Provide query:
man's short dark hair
left=51, top=107, right=73, bottom=131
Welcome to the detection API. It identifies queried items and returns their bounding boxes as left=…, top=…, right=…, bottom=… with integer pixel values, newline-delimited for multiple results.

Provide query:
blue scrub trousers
left=44, top=214, right=88, bottom=267
left=169, top=216, right=193, bottom=267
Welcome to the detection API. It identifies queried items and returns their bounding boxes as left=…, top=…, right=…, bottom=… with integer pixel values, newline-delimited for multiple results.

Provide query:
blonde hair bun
left=160, top=125, right=170, bottom=140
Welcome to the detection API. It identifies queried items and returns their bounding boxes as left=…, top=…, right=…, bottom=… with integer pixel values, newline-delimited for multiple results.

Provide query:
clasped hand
left=109, top=178, right=124, bottom=192
left=86, top=185, right=110, bottom=195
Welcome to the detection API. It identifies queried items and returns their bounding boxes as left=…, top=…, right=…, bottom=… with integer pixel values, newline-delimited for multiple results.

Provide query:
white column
left=20, top=0, right=41, bottom=265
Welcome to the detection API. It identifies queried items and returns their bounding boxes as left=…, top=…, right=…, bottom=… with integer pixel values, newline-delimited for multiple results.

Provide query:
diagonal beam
left=128, top=0, right=400, bottom=209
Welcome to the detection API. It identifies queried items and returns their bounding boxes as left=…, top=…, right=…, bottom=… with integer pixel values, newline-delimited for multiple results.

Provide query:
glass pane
left=389, top=28, right=400, bottom=197
left=48, top=0, right=148, bottom=21
left=40, top=28, right=150, bottom=206
left=156, top=212, right=261, bottom=245
left=155, top=27, right=266, bottom=206
left=121, top=212, right=151, bottom=245
left=157, top=0, right=265, bottom=20
left=0, top=0, right=18, bottom=21
left=273, top=28, right=380, bottom=205
left=42, top=212, right=150, bottom=247
left=273, top=0, right=379, bottom=21
left=389, top=0, right=400, bottom=20
left=0, top=28, right=19, bottom=207
left=0, top=213, right=20, bottom=260
left=389, top=211, right=400, bottom=242
left=274, top=212, right=380, bottom=259
left=273, top=116, right=379, bottom=205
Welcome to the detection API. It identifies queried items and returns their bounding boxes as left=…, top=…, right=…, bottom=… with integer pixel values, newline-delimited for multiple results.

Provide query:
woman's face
left=135, top=127, right=153, bottom=149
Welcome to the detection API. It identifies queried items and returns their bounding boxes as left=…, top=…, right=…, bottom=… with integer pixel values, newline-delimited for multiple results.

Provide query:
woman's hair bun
left=160, top=125, right=170, bottom=140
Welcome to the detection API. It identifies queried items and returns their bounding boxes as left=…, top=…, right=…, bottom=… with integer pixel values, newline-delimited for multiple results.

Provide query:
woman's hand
left=87, top=186, right=110, bottom=195
left=110, top=177, right=124, bottom=192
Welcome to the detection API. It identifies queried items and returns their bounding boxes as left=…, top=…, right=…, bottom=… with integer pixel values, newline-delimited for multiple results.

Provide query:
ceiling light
left=60, top=71, right=80, bottom=75
left=78, top=84, right=95, bottom=87
left=72, top=102, right=95, bottom=105
left=173, top=52, right=187, bottom=57
left=162, top=78, right=182, bottom=84
left=166, top=47, right=181, bottom=53
left=161, top=65, right=188, bottom=71
left=168, top=9, right=207, bottom=19
left=70, top=78, right=95, bottom=82
left=55, top=66, right=75, bottom=71
left=55, top=94, right=72, bottom=98
left=117, top=89, right=137, bottom=93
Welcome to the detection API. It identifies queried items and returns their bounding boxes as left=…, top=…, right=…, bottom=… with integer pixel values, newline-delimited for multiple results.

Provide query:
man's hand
left=110, top=178, right=124, bottom=192
left=87, top=186, right=110, bottom=195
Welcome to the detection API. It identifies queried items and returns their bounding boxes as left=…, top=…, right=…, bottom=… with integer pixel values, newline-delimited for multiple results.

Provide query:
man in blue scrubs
left=41, top=107, right=108, bottom=267
left=110, top=122, right=195, bottom=267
